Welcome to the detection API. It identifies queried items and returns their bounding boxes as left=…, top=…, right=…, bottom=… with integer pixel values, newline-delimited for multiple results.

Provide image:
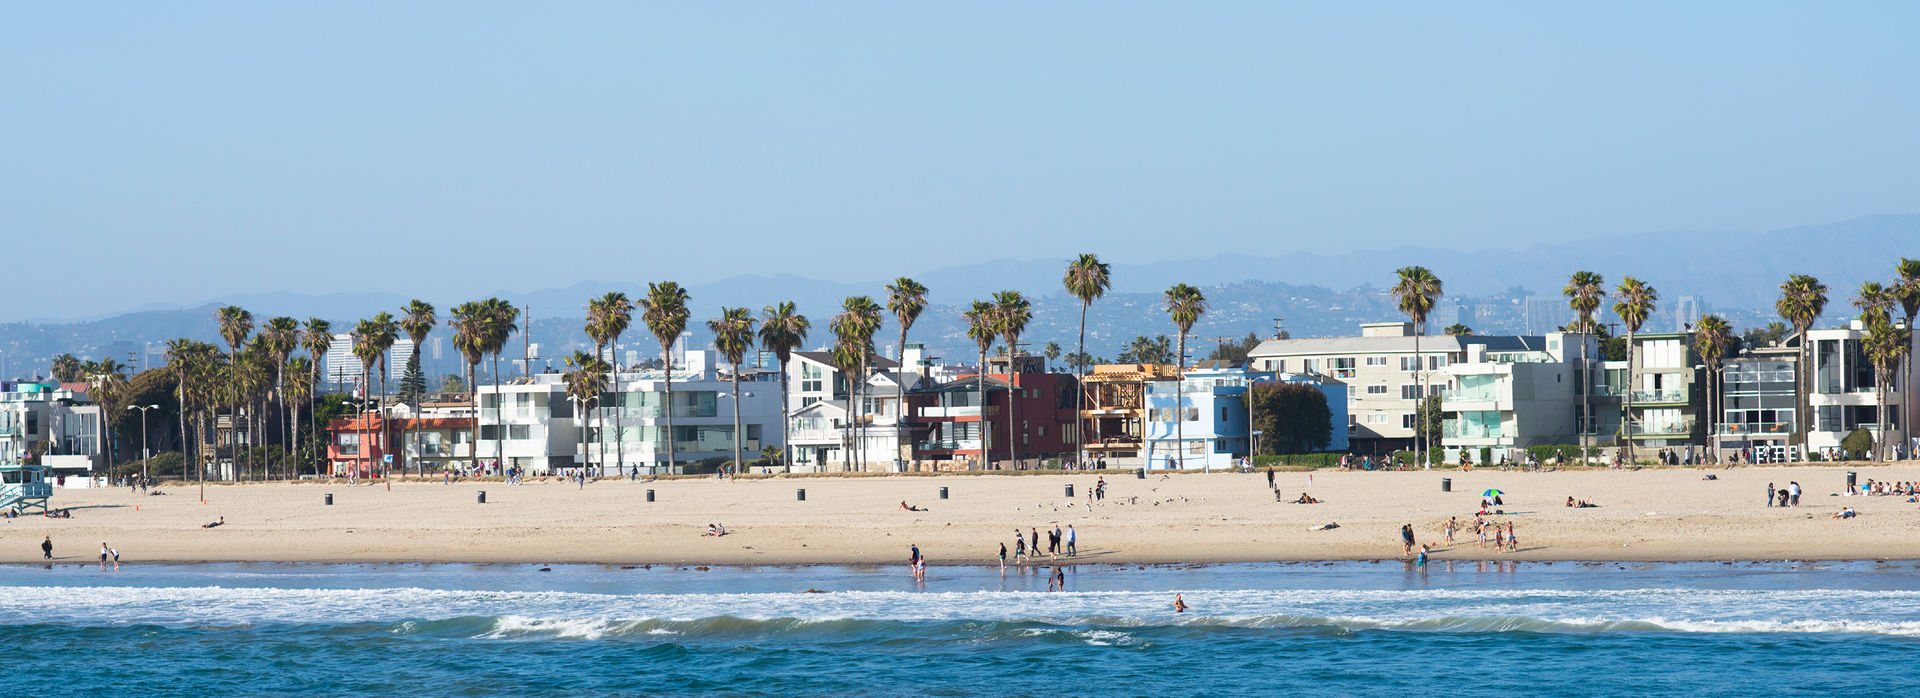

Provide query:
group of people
left=1471, top=515, right=1518, bottom=552
left=1766, top=482, right=1803, bottom=507
left=1565, top=497, right=1598, bottom=508
left=1002, top=524, right=1077, bottom=567
left=703, top=523, right=729, bottom=536
left=1853, top=479, right=1917, bottom=497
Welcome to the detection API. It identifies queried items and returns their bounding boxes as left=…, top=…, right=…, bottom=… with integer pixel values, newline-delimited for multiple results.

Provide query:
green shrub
left=1841, top=429, right=1874, bottom=460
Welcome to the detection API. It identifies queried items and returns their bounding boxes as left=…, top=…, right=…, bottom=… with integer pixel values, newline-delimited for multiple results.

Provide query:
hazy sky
left=6, top=3, right=1918, bottom=320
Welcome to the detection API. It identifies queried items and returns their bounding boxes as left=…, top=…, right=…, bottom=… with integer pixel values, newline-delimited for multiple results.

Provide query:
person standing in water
left=1400, top=524, right=1416, bottom=556
left=1173, top=594, right=1189, bottom=613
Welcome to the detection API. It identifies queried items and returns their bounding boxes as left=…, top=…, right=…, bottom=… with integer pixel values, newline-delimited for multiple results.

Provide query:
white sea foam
left=3, top=585, right=1917, bottom=637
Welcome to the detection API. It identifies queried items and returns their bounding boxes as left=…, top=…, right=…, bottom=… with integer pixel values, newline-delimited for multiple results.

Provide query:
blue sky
left=5, top=2, right=1918, bottom=320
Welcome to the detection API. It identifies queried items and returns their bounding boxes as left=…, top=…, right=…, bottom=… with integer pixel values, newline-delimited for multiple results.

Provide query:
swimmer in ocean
left=1173, top=594, right=1188, bottom=613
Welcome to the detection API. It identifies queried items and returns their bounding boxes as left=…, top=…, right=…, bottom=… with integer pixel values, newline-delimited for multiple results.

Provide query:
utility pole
left=1272, top=317, right=1286, bottom=339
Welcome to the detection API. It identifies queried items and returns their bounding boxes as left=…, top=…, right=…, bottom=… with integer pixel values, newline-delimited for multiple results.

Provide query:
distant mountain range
left=2, top=215, right=1912, bottom=379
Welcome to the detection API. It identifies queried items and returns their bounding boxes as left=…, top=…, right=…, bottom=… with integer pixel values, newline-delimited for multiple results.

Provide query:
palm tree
left=586, top=293, right=634, bottom=476
left=709, top=307, right=757, bottom=475
left=1164, top=284, right=1208, bottom=471
left=1063, top=253, right=1111, bottom=467
left=87, top=359, right=129, bottom=475
left=1777, top=274, right=1829, bottom=457
left=758, top=302, right=810, bottom=472
left=1894, top=258, right=1920, bottom=455
left=991, top=291, right=1032, bottom=467
left=1390, top=267, right=1442, bottom=464
left=449, top=302, right=488, bottom=473
left=1443, top=324, right=1473, bottom=337
left=1694, top=315, right=1734, bottom=464
left=259, top=316, right=300, bottom=476
left=1612, top=277, right=1658, bottom=464
left=367, top=312, right=399, bottom=486
left=396, top=300, right=437, bottom=476
left=830, top=296, right=883, bottom=469
left=301, top=318, right=333, bottom=474
left=165, top=339, right=199, bottom=481
left=886, top=277, right=929, bottom=466
left=350, top=319, right=383, bottom=480
left=231, top=345, right=268, bottom=480
left=51, top=354, right=82, bottom=382
left=562, top=349, right=609, bottom=483
left=480, top=299, right=520, bottom=473
left=964, top=300, right=998, bottom=470
left=284, top=356, right=313, bottom=476
left=216, top=305, right=254, bottom=479
left=639, top=283, right=689, bottom=473
left=1864, top=315, right=1911, bottom=462
left=1563, top=271, right=1606, bottom=459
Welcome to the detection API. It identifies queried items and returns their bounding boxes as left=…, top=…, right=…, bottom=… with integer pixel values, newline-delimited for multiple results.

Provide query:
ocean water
left=4, top=560, right=1917, bottom=696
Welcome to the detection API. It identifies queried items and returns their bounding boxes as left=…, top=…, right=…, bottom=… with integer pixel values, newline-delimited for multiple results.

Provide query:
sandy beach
left=6, top=465, right=1919, bottom=565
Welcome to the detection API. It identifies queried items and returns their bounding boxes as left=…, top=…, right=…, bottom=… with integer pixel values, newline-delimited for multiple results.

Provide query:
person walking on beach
left=1052, top=525, right=1063, bottom=554
left=1066, top=525, right=1077, bottom=556
left=1766, top=483, right=1775, bottom=507
left=1267, top=468, right=1275, bottom=489
left=1789, top=481, right=1802, bottom=507
left=1505, top=522, right=1517, bottom=552
left=99, top=542, right=110, bottom=570
left=41, top=536, right=52, bottom=560
left=909, top=544, right=924, bottom=580
left=999, top=542, right=1008, bottom=570
left=1444, top=517, right=1457, bottom=547
left=1400, top=524, right=1416, bottom=556
left=1014, top=531, right=1027, bottom=563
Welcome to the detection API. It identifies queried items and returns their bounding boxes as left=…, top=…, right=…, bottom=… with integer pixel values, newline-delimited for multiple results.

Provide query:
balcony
left=919, top=406, right=999, bottom=419
left=1442, top=422, right=1515, bottom=440
left=917, top=439, right=983, bottom=451
left=1629, top=389, right=1689, bottom=405
left=1716, top=421, right=1794, bottom=436
left=1628, top=419, right=1697, bottom=436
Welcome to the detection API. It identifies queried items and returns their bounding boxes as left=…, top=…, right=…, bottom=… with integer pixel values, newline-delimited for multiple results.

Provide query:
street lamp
left=128, top=404, right=160, bottom=484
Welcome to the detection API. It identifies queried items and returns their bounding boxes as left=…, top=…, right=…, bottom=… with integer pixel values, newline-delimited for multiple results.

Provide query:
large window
left=801, top=363, right=823, bottom=393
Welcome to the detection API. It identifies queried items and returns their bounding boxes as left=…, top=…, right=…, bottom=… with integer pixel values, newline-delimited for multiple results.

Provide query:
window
left=1366, top=413, right=1388, bottom=424
left=1366, top=385, right=1388, bottom=395
left=1331, top=358, right=1355, bottom=370
left=1269, top=359, right=1286, bottom=372
left=1401, top=385, right=1424, bottom=400
left=1038, top=426, right=1048, bottom=436
left=1366, top=356, right=1388, bottom=367
left=509, top=425, right=532, bottom=440
left=1302, top=359, right=1318, bottom=373
left=801, top=363, right=823, bottom=393
left=1187, top=407, right=1199, bottom=422
left=1220, top=407, right=1230, bottom=421
left=1402, top=414, right=1417, bottom=429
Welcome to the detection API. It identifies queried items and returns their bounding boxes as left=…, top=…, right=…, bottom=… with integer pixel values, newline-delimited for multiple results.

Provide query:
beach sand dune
left=7, top=466, right=1918, bottom=564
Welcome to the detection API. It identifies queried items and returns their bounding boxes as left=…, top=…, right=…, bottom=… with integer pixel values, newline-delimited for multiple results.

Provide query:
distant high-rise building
left=1523, top=296, right=1566, bottom=336
left=1671, top=296, right=1707, bottom=332
left=325, top=334, right=358, bottom=388
left=389, top=339, right=416, bottom=381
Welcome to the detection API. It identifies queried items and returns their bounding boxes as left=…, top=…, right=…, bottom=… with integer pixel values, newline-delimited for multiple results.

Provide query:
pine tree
left=399, top=352, right=427, bottom=408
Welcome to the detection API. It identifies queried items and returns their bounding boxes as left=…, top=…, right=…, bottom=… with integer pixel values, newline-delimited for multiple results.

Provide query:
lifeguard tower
left=0, top=462, right=53, bottom=514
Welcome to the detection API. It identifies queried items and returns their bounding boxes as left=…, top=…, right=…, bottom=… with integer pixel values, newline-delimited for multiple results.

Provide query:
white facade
left=1438, top=334, right=1590, bottom=463
left=477, top=350, right=786, bottom=474
left=1805, top=323, right=1919, bottom=458
left=0, top=381, right=103, bottom=475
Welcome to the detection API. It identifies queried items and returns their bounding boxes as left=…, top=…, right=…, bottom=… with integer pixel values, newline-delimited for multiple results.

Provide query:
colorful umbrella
left=1482, top=489, right=1504, bottom=497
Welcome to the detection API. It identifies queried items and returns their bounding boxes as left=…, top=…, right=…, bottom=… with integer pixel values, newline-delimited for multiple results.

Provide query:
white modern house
left=1805, top=322, right=1918, bottom=458
left=1141, top=367, right=1350, bottom=470
left=475, top=349, right=784, bottom=475
left=0, top=381, right=104, bottom=476
left=1437, top=333, right=1597, bottom=464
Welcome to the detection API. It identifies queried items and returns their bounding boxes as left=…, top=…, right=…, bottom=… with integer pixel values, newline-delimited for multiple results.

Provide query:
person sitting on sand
left=704, top=524, right=722, bottom=536
left=1833, top=507, right=1857, bottom=519
left=201, top=517, right=224, bottom=529
left=1294, top=493, right=1321, bottom=504
left=1567, top=496, right=1576, bottom=507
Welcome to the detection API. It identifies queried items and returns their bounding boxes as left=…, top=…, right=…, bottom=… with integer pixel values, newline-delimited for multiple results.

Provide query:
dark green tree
left=1247, top=382, right=1332, bottom=455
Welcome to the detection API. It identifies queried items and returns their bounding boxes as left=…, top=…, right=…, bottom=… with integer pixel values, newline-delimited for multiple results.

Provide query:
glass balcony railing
left=1716, top=421, right=1795, bottom=435
left=1628, top=419, right=1697, bottom=436
left=1629, top=389, right=1689, bottom=404
left=917, top=439, right=983, bottom=451
left=1442, top=423, right=1514, bottom=439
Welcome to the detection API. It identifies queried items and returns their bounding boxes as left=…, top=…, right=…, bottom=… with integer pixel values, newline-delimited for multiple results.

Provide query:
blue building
left=1144, top=366, right=1349, bottom=470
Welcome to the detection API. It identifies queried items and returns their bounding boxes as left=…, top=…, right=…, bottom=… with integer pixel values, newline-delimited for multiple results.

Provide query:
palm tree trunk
left=898, top=329, right=910, bottom=470
left=467, top=362, right=479, bottom=475
left=379, top=366, right=390, bottom=490
left=612, top=343, right=624, bottom=476
left=1623, top=330, right=1635, bottom=464
left=732, top=371, right=743, bottom=476
left=663, top=349, right=676, bottom=474
left=1800, top=327, right=1811, bottom=461
left=1581, top=329, right=1591, bottom=462
left=779, top=360, right=792, bottom=473
left=491, top=355, right=502, bottom=474
left=978, top=350, right=989, bottom=470
left=1076, top=301, right=1088, bottom=467
left=1175, top=334, right=1186, bottom=471
left=1412, top=332, right=1422, bottom=466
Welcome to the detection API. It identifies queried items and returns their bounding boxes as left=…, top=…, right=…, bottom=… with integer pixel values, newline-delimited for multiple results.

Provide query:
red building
left=908, top=363, right=1079, bottom=469
left=326, top=413, right=475, bottom=477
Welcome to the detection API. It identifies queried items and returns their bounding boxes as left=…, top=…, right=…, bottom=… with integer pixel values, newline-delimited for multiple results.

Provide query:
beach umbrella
left=1482, top=489, right=1504, bottom=497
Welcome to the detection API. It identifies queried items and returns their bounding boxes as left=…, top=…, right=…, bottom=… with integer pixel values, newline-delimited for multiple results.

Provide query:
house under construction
left=1077, top=363, right=1177, bottom=462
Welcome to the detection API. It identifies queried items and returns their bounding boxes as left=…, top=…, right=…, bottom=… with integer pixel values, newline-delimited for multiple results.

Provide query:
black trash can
left=1135, top=468, right=1146, bottom=480
left=1847, top=471, right=1857, bottom=490
left=324, top=493, right=333, bottom=506
left=646, top=489, right=655, bottom=502
left=1442, top=478, right=1452, bottom=493
left=939, top=486, right=949, bottom=500
left=797, top=489, right=806, bottom=501
left=477, top=491, right=486, bottom=504
left=1065, top=484, right=1074, bottom=498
